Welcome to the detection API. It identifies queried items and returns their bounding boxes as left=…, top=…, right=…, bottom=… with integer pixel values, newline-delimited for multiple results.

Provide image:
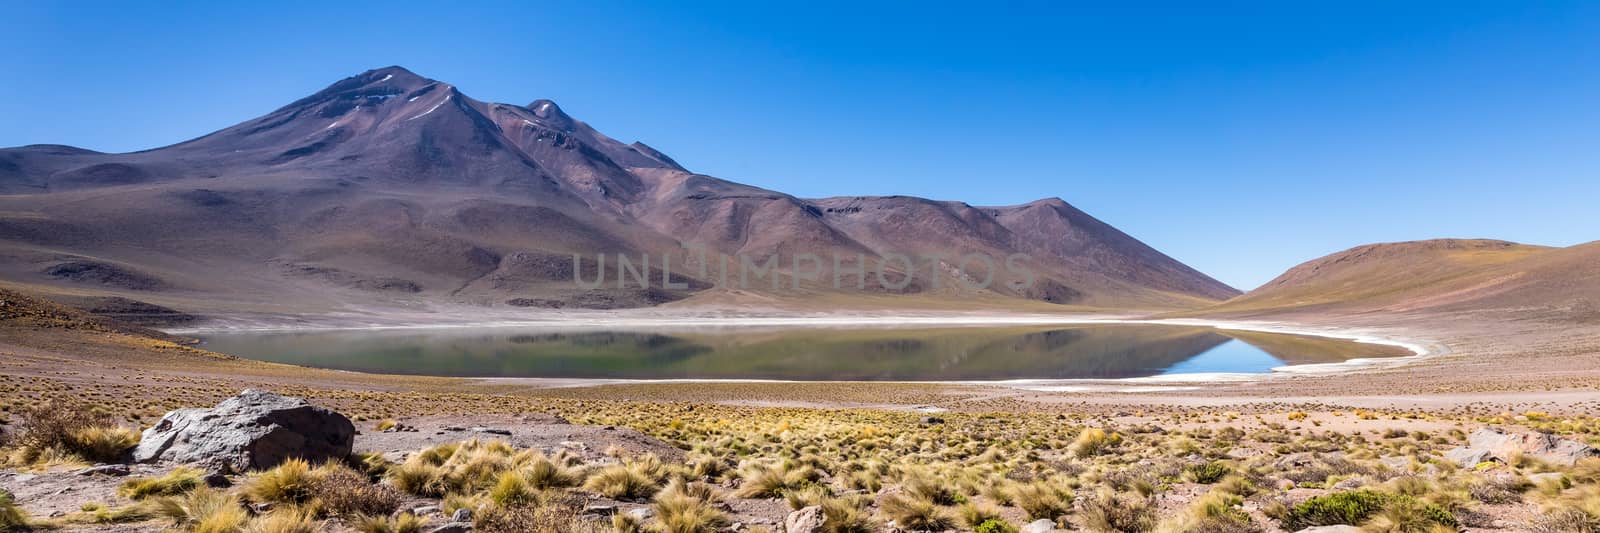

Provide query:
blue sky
left=3, top=1, right=1597, bottom=290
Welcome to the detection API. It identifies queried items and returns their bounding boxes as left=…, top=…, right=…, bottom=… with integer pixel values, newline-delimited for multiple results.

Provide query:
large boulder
left=1444, top=428, right=1598, bottom=467
left=132, top=389, right=355, bottom=473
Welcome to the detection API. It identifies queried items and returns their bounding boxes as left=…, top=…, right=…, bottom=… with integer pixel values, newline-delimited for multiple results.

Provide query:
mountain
left=1202, top=238, right=1600, bottom=321
left=0, top=66, right=1237, bottom=317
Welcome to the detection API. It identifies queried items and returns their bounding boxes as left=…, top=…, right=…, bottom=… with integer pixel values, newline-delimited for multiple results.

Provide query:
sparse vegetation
left=0, top=490, right=27, bottom=532
left=120, top=467, right=205, bottom=499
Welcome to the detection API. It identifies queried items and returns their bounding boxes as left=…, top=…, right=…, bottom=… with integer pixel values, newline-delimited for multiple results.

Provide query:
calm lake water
left=197, top=324, right=1410, bottom=381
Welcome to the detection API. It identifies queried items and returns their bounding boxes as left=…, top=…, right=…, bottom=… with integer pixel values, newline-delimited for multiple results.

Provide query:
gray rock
left=1275, top=452, right=1317, bottom=468
left=918, top=416, right=945, bottom=424
left=451, top=508, right=473, bottom=522
left=1331, top=477, right=1366, bottom=490
left=407, top=505, right=442, bottom=517
left=1021, top=518, right=1057, bottom=533
left=1444, top=446, right=1494, bottom=467
left=1469, top=427, right=1598, bottom=466
left=470, top=427, right=512, bottom=436
left=785, top=505, right=826, bottom=533
left=626, top=507, right=654, bottom=521
left=1294, top=527, right=1363, bottom=533
left=132, top=389, right=355, bottom=474
left=73, top=464, right=131, bottom=476
left=424, top=522, right=472, bottom=533
left=582, top=504, right=618, bottom=517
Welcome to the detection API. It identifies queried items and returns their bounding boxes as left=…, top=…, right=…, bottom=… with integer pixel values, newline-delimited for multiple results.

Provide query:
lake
left=196, top=324, right=1412, bottom=381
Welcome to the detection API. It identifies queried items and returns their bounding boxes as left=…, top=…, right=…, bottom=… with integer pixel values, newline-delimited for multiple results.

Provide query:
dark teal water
left=198, top=324, right=1404, bottom=381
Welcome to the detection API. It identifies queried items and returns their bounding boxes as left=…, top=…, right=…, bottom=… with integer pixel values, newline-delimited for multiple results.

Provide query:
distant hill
left=0, top=66, right=1236, bottom=316
left=1202, top=238, right=1600, bottom=321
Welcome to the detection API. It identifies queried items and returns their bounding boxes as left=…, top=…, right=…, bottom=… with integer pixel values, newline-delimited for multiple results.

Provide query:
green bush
left=1282, top=490, right=1390, bottom=530
left=974, top=518, right=1018, bottom=533
left=1185, top=461, right=1233, bottom=484
left=1283, top=490, right=1457, bottom=531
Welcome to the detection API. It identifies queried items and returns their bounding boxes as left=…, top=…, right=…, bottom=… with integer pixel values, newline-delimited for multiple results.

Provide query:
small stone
left=1294, top=526, right=1363, bottom=533
left=470, top=427, right=512, bottom=436
left=74, top=464, right=131, bottom=476
left=582, top=505, right=618, bottom=517
left=785, top=505, right=826, bottom=533
left=1021, top=518, right=1057, bottom=533
left=626, top=507, right=654, bottom=521
left=424, top=523, right=472, bottom=533
left=409, top=505, right=442, bottom=516
left=1331, top=477, right=1366, bottom=490
left=203, top=471, right=232, bottom=488
left=451, top=508, right=473, bottom=522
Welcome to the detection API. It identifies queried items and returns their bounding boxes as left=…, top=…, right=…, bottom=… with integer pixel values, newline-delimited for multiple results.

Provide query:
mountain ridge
left=0, top=66, right=1238, bottom=316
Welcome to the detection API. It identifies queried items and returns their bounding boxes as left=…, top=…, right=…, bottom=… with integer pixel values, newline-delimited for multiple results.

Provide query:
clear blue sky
left=3, top=1, right=1597, bottom=290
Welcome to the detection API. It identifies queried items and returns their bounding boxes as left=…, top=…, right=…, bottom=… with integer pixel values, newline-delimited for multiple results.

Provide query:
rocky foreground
left=2, top=390, right=1599, bottom=533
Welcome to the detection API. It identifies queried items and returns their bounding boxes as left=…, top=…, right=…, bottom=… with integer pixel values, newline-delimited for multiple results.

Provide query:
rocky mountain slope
left=0, top=66, right=1236, bottom=316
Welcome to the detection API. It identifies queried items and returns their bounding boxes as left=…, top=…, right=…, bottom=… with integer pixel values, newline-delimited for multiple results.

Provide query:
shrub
left=244, top=458, right=316, bottom=505
left=489, top=470, right=538, bottom=507
left=1070, top=428, right=1121, bottom=458
left=0, top=489, right=27, bottom=531
left=1184, top=461, right=1233, bottom=485
left=958, top=503, right=1008, bottom=529
left=1362, top=495, right=1459, bottom=533
left=653, top=489, right=730, bottom=533
left=902, top=469, right=961, bottom=505
left=1081, top=490, right=1156, bottom=533
left=7, top=400, right=135, bottom=464
left=391, top=461, right=448, bottom=497
left=440, top=440, right=515, bottom=493
left=351, top=513, right=427, bottom=533
left=1281, top=490, right=1390, bottom=530
left=1010, top=481, right=1072, bottom=521
left=474, top=492, right=597, bottom=533
left=310, top=463, right=402, bottom=518
left=66, top=425, right=140, bottom=463
left=782, top=486, right=871, bottom=533
left=155, top=486, right=248, bottom=533
left=120, top=467, right=205, bottom=499
left=522, top=454, right=578, bottom=490
left=734, top=460, right=815, bottom=498
left=583, top=455, right=665, bottom=501
left=974, top=518, right=1018, bottom=533
left=880, top=493, right=954, bottom=531
left=243, top=507, right=317, bottom=533
left=1528, top=507, right=1599, bottom=533
left=1165, top=492, right=1260, bottom=533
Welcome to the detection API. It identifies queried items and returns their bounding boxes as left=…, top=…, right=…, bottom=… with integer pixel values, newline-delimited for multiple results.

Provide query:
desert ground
left=2, top=284, right=1599, bottom=533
